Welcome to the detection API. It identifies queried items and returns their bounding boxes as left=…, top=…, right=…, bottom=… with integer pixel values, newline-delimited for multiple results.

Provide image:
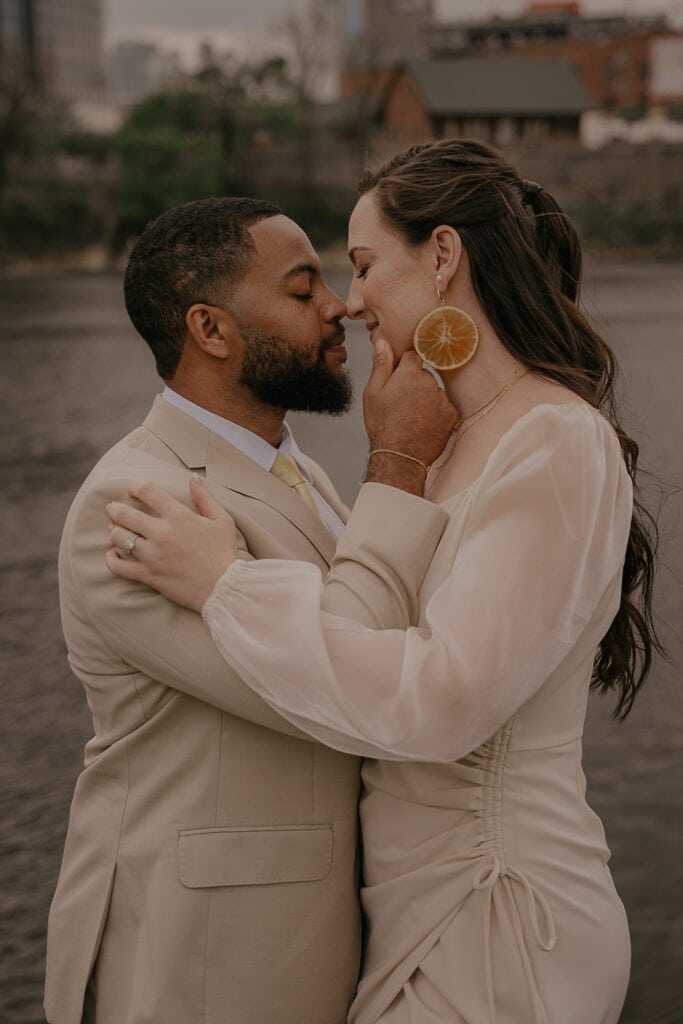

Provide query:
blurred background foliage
left=2, top=40, right=683, bottom=264
left=0, top=47, right=358, bottom=260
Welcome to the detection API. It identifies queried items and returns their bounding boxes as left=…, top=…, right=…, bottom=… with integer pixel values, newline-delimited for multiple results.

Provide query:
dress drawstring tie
left=473, top=856, right=557, bottom=1024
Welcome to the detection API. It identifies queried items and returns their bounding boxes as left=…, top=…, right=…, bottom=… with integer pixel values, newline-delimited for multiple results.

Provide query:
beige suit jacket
left=44, top=396, right=448, bottom=1024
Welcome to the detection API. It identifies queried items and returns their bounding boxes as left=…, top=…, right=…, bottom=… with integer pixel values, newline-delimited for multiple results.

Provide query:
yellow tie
left=270, top=452, right=323, bottom=520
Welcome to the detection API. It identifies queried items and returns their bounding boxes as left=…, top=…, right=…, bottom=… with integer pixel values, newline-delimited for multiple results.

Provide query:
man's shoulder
left=65, top=420, right=191, bottom=530
left=77, top=425, right=175, bottom=485
left=89, top=421, right=179, bottom=481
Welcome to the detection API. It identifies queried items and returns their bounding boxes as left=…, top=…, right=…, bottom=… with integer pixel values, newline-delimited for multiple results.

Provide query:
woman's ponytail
left=522, top=181, right=582, bottom=303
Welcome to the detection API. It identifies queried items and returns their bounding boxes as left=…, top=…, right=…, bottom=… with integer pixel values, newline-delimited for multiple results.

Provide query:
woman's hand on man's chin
left=105, top=476, right=238, bottom=613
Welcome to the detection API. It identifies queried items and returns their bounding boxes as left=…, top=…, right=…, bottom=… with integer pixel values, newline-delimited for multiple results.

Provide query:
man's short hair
left=124, top=196, right=283, bottom=380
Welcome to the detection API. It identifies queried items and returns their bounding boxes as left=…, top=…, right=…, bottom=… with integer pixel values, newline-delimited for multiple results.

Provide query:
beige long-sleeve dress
left=202, top=402, right=633, bottom=1024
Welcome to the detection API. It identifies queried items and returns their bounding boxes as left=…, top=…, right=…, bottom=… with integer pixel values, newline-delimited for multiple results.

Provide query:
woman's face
left=346, top=191, right=435, bottom=359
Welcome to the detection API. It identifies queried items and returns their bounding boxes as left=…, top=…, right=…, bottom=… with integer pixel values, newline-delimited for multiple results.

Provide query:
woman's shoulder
left=477, top=395, right=627, bottom=502
left=505, top=392, right=617, bottom=443
left=487, top=372, right=613, bottom=445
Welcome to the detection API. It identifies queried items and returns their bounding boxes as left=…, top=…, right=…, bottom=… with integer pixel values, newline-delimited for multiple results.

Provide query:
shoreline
left=2, top=244, right=683, bottom=280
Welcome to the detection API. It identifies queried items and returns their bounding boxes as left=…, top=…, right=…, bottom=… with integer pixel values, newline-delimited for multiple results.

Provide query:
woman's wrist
left=200, top=556, right=244, bottom=616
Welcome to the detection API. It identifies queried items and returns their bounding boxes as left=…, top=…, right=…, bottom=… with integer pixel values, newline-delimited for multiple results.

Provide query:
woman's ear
left=185, top=304, right=238, bottom=359
left=430, top=225, right=462, bottom=289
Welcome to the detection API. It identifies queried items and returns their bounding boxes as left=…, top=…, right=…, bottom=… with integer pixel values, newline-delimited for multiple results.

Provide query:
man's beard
left=237, top=322, right=353, bottom=415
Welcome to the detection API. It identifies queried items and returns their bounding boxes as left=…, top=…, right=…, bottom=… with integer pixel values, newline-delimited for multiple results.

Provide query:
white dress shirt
left=161, top=387, right=345, bottom=540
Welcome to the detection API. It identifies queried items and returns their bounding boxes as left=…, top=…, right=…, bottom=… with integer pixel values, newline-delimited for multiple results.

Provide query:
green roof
left=405, top=58, right=592, bottom=117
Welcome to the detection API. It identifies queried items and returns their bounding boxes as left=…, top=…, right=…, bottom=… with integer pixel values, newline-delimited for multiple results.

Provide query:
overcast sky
left=104, top=0, right=681, bottom=60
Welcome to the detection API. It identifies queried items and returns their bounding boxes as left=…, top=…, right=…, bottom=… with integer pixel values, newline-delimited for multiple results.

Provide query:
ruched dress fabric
left=202, top=403, right=633, bottom=1024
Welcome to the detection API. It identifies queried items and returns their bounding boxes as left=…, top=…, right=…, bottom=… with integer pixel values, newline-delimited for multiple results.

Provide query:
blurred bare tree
left=283, top=0, right=337, bottom=207
left=0, top=70, right=33, bottom=198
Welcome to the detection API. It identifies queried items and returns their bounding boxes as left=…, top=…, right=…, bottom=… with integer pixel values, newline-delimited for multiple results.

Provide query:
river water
left=0, top=263, right=681, bottom=1023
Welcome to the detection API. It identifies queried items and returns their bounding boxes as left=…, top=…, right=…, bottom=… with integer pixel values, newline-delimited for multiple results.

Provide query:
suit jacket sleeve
left=63, top=473, right=448, bottom=736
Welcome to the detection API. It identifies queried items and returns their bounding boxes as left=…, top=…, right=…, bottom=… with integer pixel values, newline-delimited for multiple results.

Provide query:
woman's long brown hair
left=359, top=138, right=663, bottom=719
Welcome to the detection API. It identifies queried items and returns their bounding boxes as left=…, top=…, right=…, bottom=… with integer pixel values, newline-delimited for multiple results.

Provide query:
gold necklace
left=453, top=369, right=529, bottom=446
left=425, top=369, right=529, bottom=496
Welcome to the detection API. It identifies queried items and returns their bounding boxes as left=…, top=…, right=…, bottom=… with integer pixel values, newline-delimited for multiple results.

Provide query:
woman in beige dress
left=106, top=140, right=660, bottom=1024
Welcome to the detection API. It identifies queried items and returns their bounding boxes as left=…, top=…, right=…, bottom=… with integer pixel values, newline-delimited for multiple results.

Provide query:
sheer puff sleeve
left=202, top=403, right=633, bottom=762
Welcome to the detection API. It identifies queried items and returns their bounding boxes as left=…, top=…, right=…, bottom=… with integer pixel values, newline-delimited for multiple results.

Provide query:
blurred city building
left=338, top=0, right=433, bottom=100
left=382, top=57, right=590, bottom=145
left=429, top=0, right=666, bottom=113
left=0, top=0, right=117, bottom=130
left=0, top=0, right=105, bottom=101
left=341, top=0, right=433, bottom=73
left=428, top=0, right=683, bottom=147
left=337, top=0, right=683, bottom=147
left=109, top=41, right=181, bottom=109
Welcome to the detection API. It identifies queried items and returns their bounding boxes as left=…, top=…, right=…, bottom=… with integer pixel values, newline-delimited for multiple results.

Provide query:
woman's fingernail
left=192, top=473, right=205, bottom=485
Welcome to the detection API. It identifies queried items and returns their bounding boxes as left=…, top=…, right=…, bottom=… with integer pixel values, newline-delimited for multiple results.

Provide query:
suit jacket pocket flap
left=178, top=824, right=333, bottom=888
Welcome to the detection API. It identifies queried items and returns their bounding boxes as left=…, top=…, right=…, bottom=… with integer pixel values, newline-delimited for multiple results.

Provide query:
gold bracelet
left=368, top=449, right=429, bottom=474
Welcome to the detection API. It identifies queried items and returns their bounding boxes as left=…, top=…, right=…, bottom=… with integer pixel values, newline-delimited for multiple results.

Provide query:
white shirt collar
left=161, top=387, right=313, bottom=482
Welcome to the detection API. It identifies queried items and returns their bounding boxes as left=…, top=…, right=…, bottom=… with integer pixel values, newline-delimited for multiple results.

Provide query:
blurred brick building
left=429, top=1, right=683, bottom=120
left=338, top=0, right=683, bottom=146
left=382, top=57, right=590, bottom=145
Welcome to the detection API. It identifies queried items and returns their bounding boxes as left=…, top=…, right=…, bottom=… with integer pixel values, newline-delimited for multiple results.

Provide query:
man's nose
left=322, top=287, right=347, bottom=323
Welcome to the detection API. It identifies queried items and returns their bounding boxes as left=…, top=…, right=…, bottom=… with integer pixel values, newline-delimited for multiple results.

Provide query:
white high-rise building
left=297, top=0, right=432, bottom=100
left=0, top=0, right=106, bottom=103
left=109, top=41, right=181, bottom=109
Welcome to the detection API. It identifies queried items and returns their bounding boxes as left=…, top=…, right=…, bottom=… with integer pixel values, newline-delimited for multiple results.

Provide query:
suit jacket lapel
left=143, top=394, right=212, bottom=469
left=143, top=396, right=338, bottom=565
left=302, top=457, right=350, bottom=526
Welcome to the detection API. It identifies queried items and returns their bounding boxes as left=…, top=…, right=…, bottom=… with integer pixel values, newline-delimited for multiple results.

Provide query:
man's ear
left=430, top=225, right=462, bottom=289
left=185, top=304, right=239, bottom=359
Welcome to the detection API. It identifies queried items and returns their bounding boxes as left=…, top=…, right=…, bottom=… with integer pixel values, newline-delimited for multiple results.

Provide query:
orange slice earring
left=413, top=275, right=479, bottom=371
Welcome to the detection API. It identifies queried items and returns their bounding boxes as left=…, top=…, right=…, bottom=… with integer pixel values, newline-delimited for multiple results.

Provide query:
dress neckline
left=428, top=399, right=599, bottom=509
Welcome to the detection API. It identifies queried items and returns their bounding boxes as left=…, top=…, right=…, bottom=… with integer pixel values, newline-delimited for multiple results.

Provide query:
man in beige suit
left=44, top=197, right=455, bottom=1024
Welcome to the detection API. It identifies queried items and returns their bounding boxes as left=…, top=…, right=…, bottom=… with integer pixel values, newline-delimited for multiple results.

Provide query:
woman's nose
left=346, top=278, right=364, bottom=320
